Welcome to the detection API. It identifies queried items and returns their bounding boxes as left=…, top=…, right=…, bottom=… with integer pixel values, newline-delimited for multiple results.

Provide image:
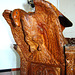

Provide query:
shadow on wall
left=10, top=45, right=20, bottom=69
left=23, top=3, right=35, bottom=12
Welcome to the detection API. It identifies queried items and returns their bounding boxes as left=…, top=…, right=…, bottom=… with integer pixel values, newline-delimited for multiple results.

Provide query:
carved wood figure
left=2, top=0, right=73, bottom=75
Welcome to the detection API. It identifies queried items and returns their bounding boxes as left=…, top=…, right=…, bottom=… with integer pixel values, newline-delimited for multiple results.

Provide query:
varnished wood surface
left=2, top=0, right=72, bottom=75
left=30, top=62, right=61, bottom=75
left=65, top=45, right=75, bottom=75
left=3, top=0, right=65, bottom=64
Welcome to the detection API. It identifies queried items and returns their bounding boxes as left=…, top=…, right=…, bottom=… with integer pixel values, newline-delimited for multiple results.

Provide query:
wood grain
left=2, top=0, right=68, bottom=75
left=65, top=45, right=75, bottom=75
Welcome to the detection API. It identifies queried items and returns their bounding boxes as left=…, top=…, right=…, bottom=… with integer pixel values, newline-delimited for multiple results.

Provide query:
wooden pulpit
left=2, top=0, right=73, bottom=75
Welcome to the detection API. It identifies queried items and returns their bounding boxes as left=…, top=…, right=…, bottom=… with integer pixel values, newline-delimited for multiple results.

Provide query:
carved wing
left=3, top=10, right=31, bottom=60
left=32, top=0, right=65, bottom=64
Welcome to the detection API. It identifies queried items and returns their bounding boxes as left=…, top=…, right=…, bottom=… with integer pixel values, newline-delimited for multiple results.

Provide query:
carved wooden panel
left=30, top=63, right=61, bottom=75
left=73, top=65, right=75, bottom=75
left=66, top=38, right=75, bottom=44
left=65, top=45, right=75, bottom=75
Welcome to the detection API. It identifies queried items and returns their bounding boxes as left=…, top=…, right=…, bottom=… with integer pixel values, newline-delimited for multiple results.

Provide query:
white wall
left=59, top=0, right=75, bottom=38
left=0, top=0, right=58, bottom=69
left=0, top=0, right=27, bottom=70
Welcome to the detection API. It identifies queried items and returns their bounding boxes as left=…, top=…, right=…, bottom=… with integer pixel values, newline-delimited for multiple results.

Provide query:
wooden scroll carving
left=3, top=0, right=72, bottom=75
